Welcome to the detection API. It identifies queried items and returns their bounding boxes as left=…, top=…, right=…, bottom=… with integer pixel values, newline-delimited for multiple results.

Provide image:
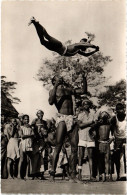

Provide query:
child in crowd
left=18, top=115, right=34, bottom=180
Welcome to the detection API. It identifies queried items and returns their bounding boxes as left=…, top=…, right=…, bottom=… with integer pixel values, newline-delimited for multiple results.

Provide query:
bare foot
left=90, top=177, right=97, bottom=182
left=24, top=176, right=29, bottom=180
left=28, top=17, right=36, bottom=26
left=49, top=175, right=55, bottom=182
left=69, top=177, right=83, bottom=184
left=41, top=175, right=47, bottom=180
left=8, top=176, right=14, bottom=180
left=102, top=175, right=106, bottom=182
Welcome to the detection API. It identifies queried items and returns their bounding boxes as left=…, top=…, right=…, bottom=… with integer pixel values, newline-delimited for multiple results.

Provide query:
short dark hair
left=51, top=75, right=63, bottom=85
left=80, top=38, right=87, bottom=42
left=82, top=98, right=92, bottom=106
left=36, top=110, right=44, bottom=115
left=22, top=114, right=29, bottom=120
left=116, top=103, right=124, bottom=111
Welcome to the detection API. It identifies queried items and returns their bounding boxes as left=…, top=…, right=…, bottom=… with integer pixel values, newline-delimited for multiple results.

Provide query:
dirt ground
left=1, top=177, right=126, bottom=194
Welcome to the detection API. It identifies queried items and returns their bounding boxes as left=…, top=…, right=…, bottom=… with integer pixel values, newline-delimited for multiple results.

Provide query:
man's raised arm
left=48, top=78, right=60, bottom=105
left=48, top=87, right=57, bottom=105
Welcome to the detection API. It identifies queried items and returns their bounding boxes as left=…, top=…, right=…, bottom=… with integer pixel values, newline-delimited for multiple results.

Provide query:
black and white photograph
left=1, top=0, right=126, bottom=194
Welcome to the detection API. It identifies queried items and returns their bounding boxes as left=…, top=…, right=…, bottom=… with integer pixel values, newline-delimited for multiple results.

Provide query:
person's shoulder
left=31, top=118, right=38, bottom=126
left=5, top=123, right=13, bottom=130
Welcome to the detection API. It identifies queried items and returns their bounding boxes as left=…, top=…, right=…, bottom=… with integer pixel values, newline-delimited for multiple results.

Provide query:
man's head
left=1, top=114, right=5, bottom=123
left=11, top=118, right=17, bottom=126
left=115, top=103, right=125, bottom=115
left=22, top=115, right=29, bottom=125
left=82, top=99, right=92, bottom=111
left=36, top=110, right=44, bottom=119
left=80, top=38, right=87, bottom=43
left=52, top=75, right=64, bottom=86
left=18, top=113, right=24, bottom=122
left=98, top=111, right=110, bottom=124
left=40, top=127, right=48, bottom=136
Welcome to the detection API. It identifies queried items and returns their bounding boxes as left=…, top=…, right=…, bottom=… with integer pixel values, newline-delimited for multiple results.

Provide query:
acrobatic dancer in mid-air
left=28, top=17, right=99, bottom=57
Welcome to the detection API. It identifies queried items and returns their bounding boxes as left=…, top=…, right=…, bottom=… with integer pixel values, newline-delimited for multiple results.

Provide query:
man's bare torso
left=55, top=85, right=74, bottom=115
left=98, top=125, right=111, bottom=141
left=65, top=43, right=87, bottom=56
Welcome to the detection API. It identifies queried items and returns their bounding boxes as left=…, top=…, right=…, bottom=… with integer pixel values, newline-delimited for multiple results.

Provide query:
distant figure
left=18, top=115, right=34, bottom=180
left=95, top=111, right=114, bottom=181
left=6, top=118, right=20, bottom=179
left=1, top=116, right=8, bottom=179
left=31, top=110, right=48, bottom=179
left=77, top=99, right=96, bottom=181
left=28, top=17, right=99, bottom=57
left=111, top=103, right=126, bottom=181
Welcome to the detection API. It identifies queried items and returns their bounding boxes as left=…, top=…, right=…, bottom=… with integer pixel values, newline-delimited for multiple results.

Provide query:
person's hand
left=96, top=46, right=99, bottom=51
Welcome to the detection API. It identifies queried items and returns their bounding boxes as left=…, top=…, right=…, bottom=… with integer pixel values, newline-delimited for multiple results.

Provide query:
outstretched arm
left=78, top=46, right=99, bottom=57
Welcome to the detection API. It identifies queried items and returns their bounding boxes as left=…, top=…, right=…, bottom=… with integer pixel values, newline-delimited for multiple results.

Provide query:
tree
left=98, top=79, right=126, bottom=107
left=1, top=76, right=21, bottom=104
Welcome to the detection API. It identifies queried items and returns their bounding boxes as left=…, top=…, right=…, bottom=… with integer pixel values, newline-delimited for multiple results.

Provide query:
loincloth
left=98, top=140, right=110, bottom=154
left=56, top=113, right=76, bottom=132
left=7, top=138, right=20, bottom=160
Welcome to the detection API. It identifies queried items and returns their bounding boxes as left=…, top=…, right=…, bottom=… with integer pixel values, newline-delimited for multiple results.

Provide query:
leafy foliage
left=98, top=79, right=126, bottom=107
left=1, top=76, right=21, bottom=104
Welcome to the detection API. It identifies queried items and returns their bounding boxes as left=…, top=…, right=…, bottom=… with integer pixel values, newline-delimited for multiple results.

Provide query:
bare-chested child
left=18, top=115, right=34, bottom=180
left=28, top=17, right=99, bottom=57
left=95, top=111, right=114, bottom=181
left=48, top=73, right=87, bottom=182
left=6, top=118, right=20, bottom=179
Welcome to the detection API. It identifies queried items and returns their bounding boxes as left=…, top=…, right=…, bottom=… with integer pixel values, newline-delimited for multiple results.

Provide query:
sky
left=1, top=0, right=126, bottom=121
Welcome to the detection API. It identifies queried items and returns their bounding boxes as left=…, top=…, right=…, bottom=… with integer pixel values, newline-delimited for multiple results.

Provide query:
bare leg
left=29, top=17, right=64, bottom=54
left=50, top=122, right=67, bottom=182
left=7, top=158, right=13, bottom=179
left=17, top=150, right=24, bottom=179
left=87, top=147, right=96, bottom=181
left=68, top=124, right=79, bottom=179
left=105, top=151, right=110, bottom=181
left=24, top=156, right=29, bottom=180
left=78, top=146, right=85, bottom=181
left=114, top=150, right=121, bottom=180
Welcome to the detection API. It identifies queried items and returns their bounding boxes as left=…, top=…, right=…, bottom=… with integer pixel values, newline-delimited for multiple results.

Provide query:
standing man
left=31, top=110, right=48, bottom=179
left=111, top=103, right=126, bottom=180
left=48, top=73, right=87, bottom=182
left=31, top=110, right=47, bottom=135
left=77, top=99, right=96, bottom=181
